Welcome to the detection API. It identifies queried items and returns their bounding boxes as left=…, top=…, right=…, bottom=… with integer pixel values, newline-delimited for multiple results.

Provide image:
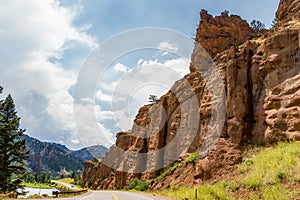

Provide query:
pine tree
left=148, top=94, right=158, bottom=104
left=0, top=94, right=29, bottom=194
left=271, top=18, right=278, bottom=30
left=250, top=20, right=265, bottom=33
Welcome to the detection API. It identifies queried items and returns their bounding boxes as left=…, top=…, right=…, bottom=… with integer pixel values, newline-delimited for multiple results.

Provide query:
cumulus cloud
left=0, top=1, right=192, bottom=149
left=73, top=102, right=114, bottom=148
left=113, top=63, right=132, bottom=73
left=158, top=41, right=179, bottom=52
left=96, top=57, right=190, bottom=131
left=96, top=90, right=113, bottom=102
left=0, top=0, right=103, bottom=149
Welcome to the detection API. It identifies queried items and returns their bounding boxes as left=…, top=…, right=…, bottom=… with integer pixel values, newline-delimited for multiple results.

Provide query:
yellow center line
left=110, top=192, right=120, bottom=200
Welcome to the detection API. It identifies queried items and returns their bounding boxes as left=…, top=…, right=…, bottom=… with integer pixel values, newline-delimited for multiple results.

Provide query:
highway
left=52, top=180, right=78, bottom=190
left=52, top=190, right=169, bottom=200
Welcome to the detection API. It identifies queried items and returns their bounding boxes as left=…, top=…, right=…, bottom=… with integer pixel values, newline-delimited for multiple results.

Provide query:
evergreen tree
left=148, top=95, right=158, bottom=104
left=271, top=18, right=278, bottom=30
left=250, top=20, right=265, bottom=33
left=0, top=93, right=29, bottom=194
left=71, top=171, right=75, bottom=179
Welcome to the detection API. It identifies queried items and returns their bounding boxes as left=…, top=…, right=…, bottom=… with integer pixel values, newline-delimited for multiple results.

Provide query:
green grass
left=154, top=162, right=180, bottom=182
left=56, top=178, right=74, bottom=184
left=153, top=152, right=198, bottom=183
left=155, top=142, right=300, bottom=200
left=261, top=184, right=289, bottom=200
left=158, top=182, right=234, bottom=200
left=184, top=151, right=199, bottom=164
left=22, top=182, right=54, bottom=189
left=239, top=142, right=300, bottom=188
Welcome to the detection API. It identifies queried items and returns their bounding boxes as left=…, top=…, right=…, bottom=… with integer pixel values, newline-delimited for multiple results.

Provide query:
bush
left=184, top=151, right=199, bottom=164
left=88, top=180, right=93, bottom=188
left=154, top=162, right=180, bottom=181
left=123, top=178, right=149, bottom=191
left=271, top=18, right=278, bottom=29
left=250, top=20, right=265, bottom=33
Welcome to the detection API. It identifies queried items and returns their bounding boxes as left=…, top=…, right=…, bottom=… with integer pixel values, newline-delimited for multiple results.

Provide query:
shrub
left=250, top=20, right=265, bottom=33
left=184, top=151, right=199, bottom=164
left=123, top=178, right=149, bottom=191
left=88, top=180, right=93, bottom=188
left=271, top=18, right=278, bottom=29
left=154, top=162, right=180, bottom=181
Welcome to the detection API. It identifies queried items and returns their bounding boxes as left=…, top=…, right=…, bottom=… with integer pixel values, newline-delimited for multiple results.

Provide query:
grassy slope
left=156, top=142, right=300, bottom=200
left=22, top=182, right=54, bottom=189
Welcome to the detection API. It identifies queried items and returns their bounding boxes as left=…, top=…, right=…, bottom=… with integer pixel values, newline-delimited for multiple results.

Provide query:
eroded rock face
left=276, top=0, right=300, bottom=27
left=251, top=28, right=300, bottom=144
left=82, top=160, right=99, bottom=187
left=192, top=10, right=255, bottom=58
left=151, top=139, right=242, bottom=190
left=83, top=1, right=300, bottom=190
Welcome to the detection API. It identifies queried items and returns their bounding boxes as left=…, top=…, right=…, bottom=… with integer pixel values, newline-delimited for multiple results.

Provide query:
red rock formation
left=82, top=160, right=99, bottom=187
left=83, top=1, right=300, bottom=190
left=151, top=139, right=242, bottom=190
left=192, top=10, right=255, bottom=58
left=276, top=0, right=300, bottom=27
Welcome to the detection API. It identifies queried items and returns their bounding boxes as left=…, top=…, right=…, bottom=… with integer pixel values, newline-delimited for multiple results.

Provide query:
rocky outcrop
left=276, top=0, right=300, bottom=27
left=213, top=26, right=300, bottom=145
left=151, top=139, right=242, bottom=190
left=83, top=1, right=300, bottom=190
left=82, top=160, right=99, bottom=187
left=193, top=10, right=255, bottom=58
left=251, top=28, right=300, bottom=144
left=27, top=153, right=43, bottom=173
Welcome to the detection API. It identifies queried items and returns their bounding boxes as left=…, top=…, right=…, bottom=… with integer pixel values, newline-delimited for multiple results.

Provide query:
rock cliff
left=194, top=9, right=255, bottom=58
left=276, top=0, right=300, bottom=27
left=83, top=0, right=300, bottom=189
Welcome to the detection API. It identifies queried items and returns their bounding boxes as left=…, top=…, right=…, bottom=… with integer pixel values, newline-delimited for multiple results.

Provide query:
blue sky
left=62, top=0, right=279, bottom=39
left=0, top=0, right=280, bottom=150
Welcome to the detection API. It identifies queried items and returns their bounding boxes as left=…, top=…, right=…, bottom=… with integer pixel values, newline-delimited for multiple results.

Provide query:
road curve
left=52, top=180, right=78, bottom=189
left=52, top=190, right=169, bottom=200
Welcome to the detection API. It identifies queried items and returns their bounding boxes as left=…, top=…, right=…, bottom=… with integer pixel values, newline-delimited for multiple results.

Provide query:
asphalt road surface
left=52, top=180, right=78, bottom=189
left=52, top=191, right=169, bottom=200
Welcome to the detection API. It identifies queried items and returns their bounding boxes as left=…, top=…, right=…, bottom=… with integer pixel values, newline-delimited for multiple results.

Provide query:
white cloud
left=113, top=109, right=133, bottom=131
left=81, top=97, right=95, bottom=104
left=96, top=90, right=113, bottom=102
left=0, top=1, right=192, bottom=150
left=100, top=81, right=118, bottom=92
left=100, top=57, right=190, bottom=131
left=0, top=0, right=99, bottom=149
left=73, top=102, right=114, bottom=148
left=158, top=41, right=179, bottom=52
left=137, top=59, right=144, bottom=65
left=113, top=63, right=132, bottom=73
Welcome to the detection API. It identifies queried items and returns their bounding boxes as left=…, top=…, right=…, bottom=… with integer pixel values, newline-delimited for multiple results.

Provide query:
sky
left=0, top=0, right=280, bottom=150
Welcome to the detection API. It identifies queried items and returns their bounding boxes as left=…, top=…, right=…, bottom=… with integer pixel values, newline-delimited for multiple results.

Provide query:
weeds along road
left=46, top=190, right=169, bottom=200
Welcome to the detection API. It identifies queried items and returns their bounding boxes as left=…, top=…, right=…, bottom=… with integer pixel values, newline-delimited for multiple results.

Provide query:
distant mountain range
left=23, top=134, right=108, bottom=177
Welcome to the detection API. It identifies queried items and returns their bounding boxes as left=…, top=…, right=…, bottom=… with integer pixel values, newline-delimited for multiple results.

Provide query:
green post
left=195, top=188, right=198, bottom=200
